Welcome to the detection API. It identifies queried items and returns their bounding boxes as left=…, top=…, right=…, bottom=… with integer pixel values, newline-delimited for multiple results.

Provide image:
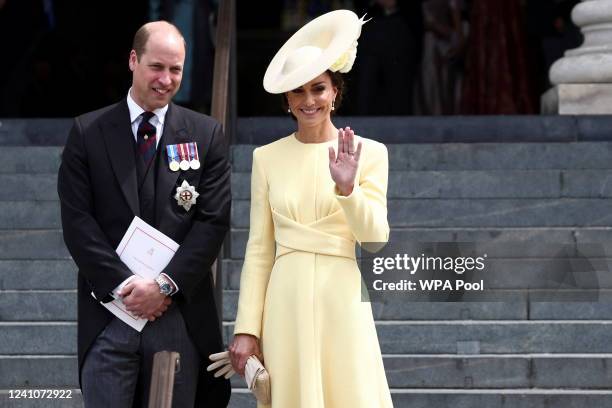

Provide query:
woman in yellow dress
left=229, top=10, right=393, bottom=407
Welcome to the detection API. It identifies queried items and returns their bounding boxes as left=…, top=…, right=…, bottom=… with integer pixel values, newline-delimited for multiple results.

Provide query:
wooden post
left=148, top=351, right=180, bottom=408
left=210, top=0, right=237, bottom=330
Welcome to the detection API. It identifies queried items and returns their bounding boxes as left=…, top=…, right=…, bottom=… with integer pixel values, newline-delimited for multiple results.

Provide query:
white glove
left=207, top=351, right=236, bottom=379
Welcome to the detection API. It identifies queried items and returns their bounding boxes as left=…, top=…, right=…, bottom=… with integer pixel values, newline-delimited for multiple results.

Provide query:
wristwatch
left=155, top=274, right=173, bottom=296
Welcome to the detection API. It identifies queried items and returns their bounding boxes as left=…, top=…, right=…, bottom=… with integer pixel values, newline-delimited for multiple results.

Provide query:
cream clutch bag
left=245, top=355, right=271, bottom=404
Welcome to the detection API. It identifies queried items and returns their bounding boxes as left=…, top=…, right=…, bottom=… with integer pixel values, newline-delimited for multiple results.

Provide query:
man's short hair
left=132, top=21, right=186, bottom=61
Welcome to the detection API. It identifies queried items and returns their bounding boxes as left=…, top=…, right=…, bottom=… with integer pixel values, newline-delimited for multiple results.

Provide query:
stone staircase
left=0, top=120, right=82, bottom=407
left=1, top=117, right=612, bottom=407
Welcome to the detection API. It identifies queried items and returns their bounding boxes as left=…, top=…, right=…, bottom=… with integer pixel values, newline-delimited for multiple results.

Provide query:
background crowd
left=0, top=0, right=582, bottom=117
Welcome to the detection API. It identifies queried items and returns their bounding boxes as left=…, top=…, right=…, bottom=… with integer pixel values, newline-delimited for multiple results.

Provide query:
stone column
left=542, top=0, right=612, bottom=114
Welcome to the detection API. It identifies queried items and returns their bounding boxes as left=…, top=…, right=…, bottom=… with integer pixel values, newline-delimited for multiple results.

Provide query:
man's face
left=129, top=31, right=185, bottom=111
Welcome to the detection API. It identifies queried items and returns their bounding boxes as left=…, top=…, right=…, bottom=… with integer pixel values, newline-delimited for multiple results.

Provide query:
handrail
left=210, top=0, right=236, bottom=328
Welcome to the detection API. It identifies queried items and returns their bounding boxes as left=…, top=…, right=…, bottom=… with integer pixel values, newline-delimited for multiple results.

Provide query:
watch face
left=160, top=282, right=172, bottom=295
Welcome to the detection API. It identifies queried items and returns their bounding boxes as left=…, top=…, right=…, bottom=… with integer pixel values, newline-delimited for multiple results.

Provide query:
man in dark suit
left=58, top=21, right=231, bottom=407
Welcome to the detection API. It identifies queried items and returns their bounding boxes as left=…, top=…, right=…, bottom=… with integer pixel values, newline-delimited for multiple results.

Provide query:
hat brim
left=263, top=10, right=361, bottom=94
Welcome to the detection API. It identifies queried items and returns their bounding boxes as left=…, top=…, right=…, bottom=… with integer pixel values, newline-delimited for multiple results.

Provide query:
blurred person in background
left=525, top=0, right=581, bottom=96
left=415, top=0, right=468, bottom=114
left=461, top=0, right=536, bottom=114
left=355, top=0, right=423, bottom=114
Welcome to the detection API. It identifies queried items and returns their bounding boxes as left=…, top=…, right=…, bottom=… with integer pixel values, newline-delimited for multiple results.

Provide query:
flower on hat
left=330, top=40, right=358, bottom=73
left=328, top=15, right=368, bottom=74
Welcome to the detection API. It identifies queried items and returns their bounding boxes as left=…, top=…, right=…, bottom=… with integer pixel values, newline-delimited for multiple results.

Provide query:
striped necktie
left=137, top=111, right=157, bottom=167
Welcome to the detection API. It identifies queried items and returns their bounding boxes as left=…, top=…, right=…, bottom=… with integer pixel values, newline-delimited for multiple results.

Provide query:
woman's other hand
left=329, top=127, right=362, bottom=196
left=229, top=333, right=263, bottom=376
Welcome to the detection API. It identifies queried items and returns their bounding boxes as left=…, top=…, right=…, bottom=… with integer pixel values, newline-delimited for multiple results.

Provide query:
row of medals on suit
left=166, top=142, right=201, bottom=171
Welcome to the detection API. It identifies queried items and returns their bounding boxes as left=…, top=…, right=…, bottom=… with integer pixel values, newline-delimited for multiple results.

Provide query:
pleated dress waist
left=271, top=208, right=356, bottom=260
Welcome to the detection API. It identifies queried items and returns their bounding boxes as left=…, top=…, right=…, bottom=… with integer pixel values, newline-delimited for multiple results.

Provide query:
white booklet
left=99, top=216, right=179, bottom=332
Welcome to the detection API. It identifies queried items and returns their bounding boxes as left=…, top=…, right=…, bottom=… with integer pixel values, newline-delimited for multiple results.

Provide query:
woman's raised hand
left=228, top=333, right=263, bottom=376
left=328, top=127, right=362, bottom=196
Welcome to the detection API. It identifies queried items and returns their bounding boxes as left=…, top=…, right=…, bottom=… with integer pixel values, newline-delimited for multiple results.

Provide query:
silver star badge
left=174, top=180, right=199, bottom=211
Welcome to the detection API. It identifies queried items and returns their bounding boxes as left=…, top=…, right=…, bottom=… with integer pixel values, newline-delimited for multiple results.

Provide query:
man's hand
left=119, top=278, right=171, bottom=321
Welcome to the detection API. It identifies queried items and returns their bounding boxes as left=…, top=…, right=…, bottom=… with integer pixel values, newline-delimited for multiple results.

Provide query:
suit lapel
left=102, top=101, right=140, bottom=216
left=155, top=103, right=186, bottom=226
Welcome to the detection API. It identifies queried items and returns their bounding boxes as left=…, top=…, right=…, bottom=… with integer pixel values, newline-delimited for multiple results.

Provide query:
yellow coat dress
left=234, top=133, right=393, bottom=408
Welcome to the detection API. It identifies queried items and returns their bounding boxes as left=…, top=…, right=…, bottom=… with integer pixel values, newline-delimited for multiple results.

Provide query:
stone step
left=8, top=168, right=612, bottom=203
left=0, top=203, right=60, bottom=229
left=0, top=261, right=76, bottom=290
left=388, top=390, right=612, bottom=408
left=0, top=147, right=62, bottom=174
left=10, top=168, right=612, bottom=203
left=0, top=175, right=58, bottom=201
left=1, top=288, right=610, bottom=323
left=17, top=197, right=612, bottom=230
left=222, top=257, right=612, bottom=292
left=228, top=388, right=612, bottom=408
left=222, top=321, right=612, bottom=355
left=222, top=259, right=242, bottom=289
left=231, top=198, right=612, bottom=229
left=17, top=169, right=601, bottom=203
left=387, top=199, right=612, bottom=228
left=384, top=354, right=612, bottom=389
left=3, top=354, right=612, bottom=390
left=0, top=230, right=69, bottom=259
left=232, top=170, right=612, bottom=200
left=386, top=142, right=612, bottom=171
left=229, top=227, right=612, bottom=260
left=33, top=257, right=561, bottom=294
left=375, top=322, right=612, bottom=355
left=0, top=119, right=71, bottom=146
left=231, top=142, right=612, bottom=172
left=0, top=323, right=76, bottom=354
left=6, top=142, right=612, bottom=176
left=0, top=388, right=610, bottom=408
left=228, top=354, right=612, bottom=389
left=7, top=321, right=612, bottom=355
left=390, top=389, right=612, bottom=408
left=222, top=290, right=612, bottom=321
left=5, top=116, right=612, bottom=146
left=0, top=291, right=76, bottom=321
left=234, top=116, right=612, bottom=144
left=6, top=169, right=612, bottom=203
left=8, top=227, right=612, bottom=263
left=0, top=356, right=78, bottom=388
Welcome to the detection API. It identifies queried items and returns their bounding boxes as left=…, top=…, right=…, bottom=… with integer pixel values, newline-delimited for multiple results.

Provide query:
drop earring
left=331, top=100, right=335, bottom=111
left=287, top=108, right=291, bottom=113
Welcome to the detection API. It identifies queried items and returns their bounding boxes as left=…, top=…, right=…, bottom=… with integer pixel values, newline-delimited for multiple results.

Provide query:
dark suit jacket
left=57, top=100, right=231, bottom=406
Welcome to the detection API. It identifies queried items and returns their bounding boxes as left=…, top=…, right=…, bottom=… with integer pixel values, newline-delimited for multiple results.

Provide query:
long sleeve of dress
left=335, top=140, right=390, bottom=244
left=234, top=148, right=276, bottom=338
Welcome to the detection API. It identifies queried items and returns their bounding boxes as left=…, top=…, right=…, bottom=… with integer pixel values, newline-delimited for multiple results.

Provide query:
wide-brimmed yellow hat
left=263, top=10, right=367, bottom=94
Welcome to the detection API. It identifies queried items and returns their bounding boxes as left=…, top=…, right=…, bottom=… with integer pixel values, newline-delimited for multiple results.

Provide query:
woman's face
left=286, top=73, right=337, bottom=127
